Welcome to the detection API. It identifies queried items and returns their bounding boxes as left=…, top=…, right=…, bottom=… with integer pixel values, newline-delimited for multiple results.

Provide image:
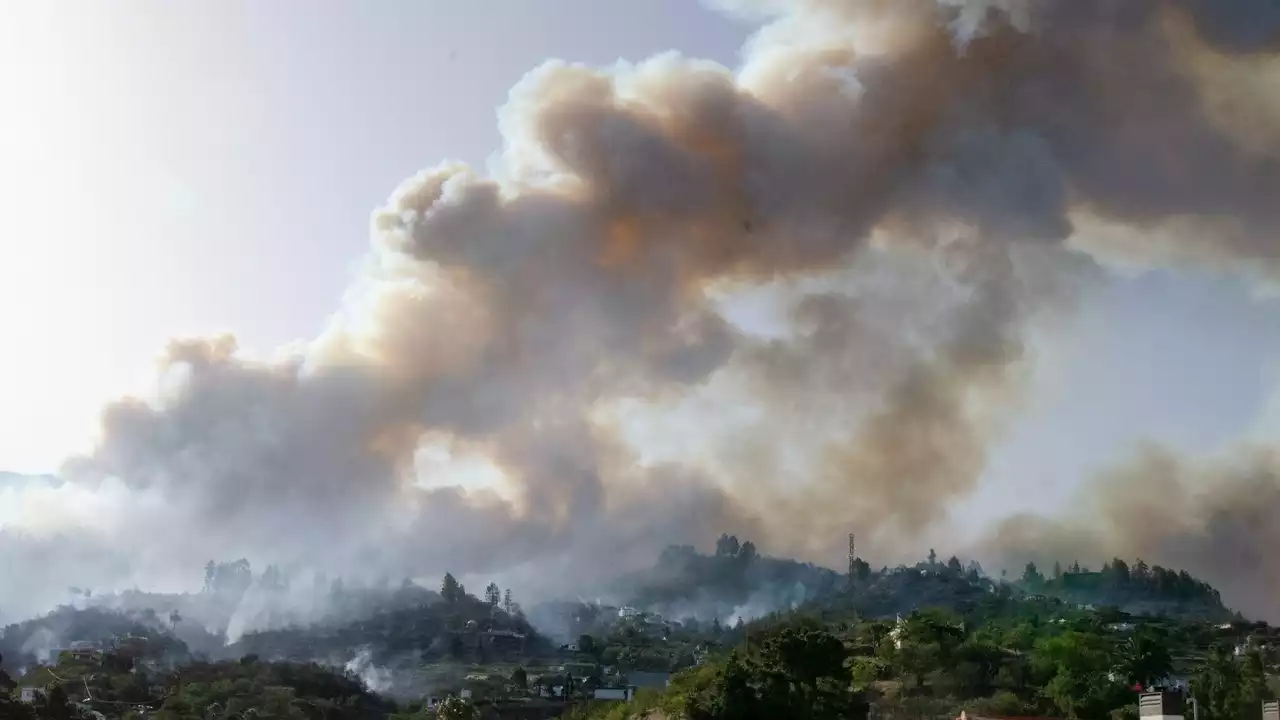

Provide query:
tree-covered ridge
left=229, top=573, right=546, bottom=667
left=617, top=539, right=1232, bottom=629
left=152, top=656, right=396, bottom=720
left=615, top=535, right=843, bottom=618
left=570, top=547, right=1270, bottom=720
left=1018, top=558, right=1228, bottom=620
left=0, top=607, right=195, bottom=676
left=3, top=546, right=1266, bottom=720
left=2, top=646, right=394, bottom=720
left=60, top=559, right=452, bottom=653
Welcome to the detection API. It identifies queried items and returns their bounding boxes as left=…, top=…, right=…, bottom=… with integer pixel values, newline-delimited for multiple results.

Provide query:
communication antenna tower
left=847, top=533, right=856, bottom=584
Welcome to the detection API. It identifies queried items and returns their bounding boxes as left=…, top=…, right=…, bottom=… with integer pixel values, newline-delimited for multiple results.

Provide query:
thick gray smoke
left=978, top=440, right=1280, bottom=622
left=3, top=0, right=1279, bottom=622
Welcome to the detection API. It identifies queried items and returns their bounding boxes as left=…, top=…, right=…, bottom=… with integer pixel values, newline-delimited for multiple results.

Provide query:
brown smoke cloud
left=4, top=0, right=1280, bottom=621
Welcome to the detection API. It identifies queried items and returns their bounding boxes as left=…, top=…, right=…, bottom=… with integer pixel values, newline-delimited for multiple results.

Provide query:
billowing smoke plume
left=3, top=0, right=1280, bottom=621
left=980, top=443, right=1280, bottom=622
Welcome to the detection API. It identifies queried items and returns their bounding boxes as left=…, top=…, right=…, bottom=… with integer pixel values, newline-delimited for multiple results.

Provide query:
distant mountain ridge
left=612, top=535, right=844, bottom=621
left=616, top=539, right=1237, bottom=624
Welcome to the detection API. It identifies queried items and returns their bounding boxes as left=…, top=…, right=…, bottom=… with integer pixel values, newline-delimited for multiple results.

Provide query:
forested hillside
left=4, top=545, right=1272, bottom=720
left=613, top=535, right=845, bottom=619
left=574, top=581, right=1276, bottom=720
left=614, top=538, right=1231, bottom=627
left=1016, top=559, right=1229, bottom=620
left=228, top=575, right=548, bottom=666
left=570, top=607, right=1279, bottom=720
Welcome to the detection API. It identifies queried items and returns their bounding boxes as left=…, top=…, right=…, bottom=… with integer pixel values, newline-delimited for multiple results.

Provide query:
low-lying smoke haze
left=3, top=0, right=1280, bottom=623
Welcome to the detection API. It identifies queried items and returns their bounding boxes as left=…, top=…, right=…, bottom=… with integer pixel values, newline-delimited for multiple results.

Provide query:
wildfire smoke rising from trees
left=3, top=0, right=1280, bottom=621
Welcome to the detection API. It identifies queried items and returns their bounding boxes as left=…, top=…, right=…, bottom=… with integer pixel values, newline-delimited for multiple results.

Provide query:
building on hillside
left=627, top=672, right=670, bottom=689
left=563, top=662, right=596, bottom=680
left=67, top=641, right=101, bottom=661
left=593, top=687, right=634, bottom=701
left=19, top=687, right=39, bottom=703
left=537, top=685, right=565, bottom=698
left=481, top=630, right=528, bottom=655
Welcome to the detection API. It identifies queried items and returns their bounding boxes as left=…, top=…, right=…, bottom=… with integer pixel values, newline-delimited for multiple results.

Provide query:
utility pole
left=847, top=533, right=856, bottom=589
left=847, top=533, right=860, bottom=621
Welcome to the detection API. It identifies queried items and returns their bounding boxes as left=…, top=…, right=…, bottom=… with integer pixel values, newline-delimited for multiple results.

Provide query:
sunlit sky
left=2, top=0, right=1278, bottom=526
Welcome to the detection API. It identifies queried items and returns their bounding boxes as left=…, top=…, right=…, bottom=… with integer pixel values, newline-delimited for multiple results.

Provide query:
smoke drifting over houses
left=3, top=0, right=1279, bottom=621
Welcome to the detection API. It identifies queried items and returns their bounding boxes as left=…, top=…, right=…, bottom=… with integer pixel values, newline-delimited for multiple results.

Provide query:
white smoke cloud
left=2, top=0, right=1280, bottom=623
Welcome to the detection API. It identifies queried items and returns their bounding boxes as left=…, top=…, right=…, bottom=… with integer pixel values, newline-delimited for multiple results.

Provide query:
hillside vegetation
left=569, top=546, right=1272, bottom=720
left=3, top=544, right=1274, bottom=720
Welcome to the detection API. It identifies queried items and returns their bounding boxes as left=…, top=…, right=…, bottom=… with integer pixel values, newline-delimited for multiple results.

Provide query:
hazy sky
left=2, top=0, right=1278, bottom=528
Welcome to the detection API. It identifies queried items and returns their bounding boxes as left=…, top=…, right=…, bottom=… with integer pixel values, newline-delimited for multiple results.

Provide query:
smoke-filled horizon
left=3, top=0, right=1280, bottom=624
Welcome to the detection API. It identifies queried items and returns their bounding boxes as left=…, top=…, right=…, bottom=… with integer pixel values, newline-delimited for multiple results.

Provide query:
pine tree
left=441, top=572, right=463, bottom=603
left=1134, top=559, right=1150, bottom=584
left=1022, top=562, right=1045, bottom=586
